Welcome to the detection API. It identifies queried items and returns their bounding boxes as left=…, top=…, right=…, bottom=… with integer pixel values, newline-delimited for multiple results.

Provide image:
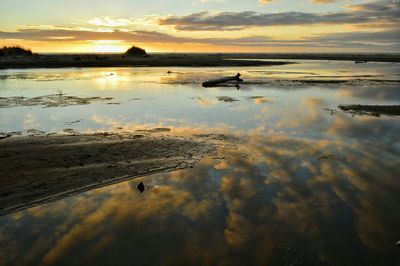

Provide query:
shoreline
left=0, top=54, right=293, bottom=69
left=226, top=53, right=400, bottom=62
left=1, top=53, right=399, bottom=70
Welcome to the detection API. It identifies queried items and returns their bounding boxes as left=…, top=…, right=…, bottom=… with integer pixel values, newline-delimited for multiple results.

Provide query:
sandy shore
left=0, top=131, right=239, bottom=216
left=0, top=54, right=292, bottom=69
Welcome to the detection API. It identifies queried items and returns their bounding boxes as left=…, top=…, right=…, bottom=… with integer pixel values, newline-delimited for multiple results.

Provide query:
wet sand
left=0, top=131, right=240, bottom=216
left=0, top=94, right=115, bottom=108
left=339, top=104, right=400, bottom=116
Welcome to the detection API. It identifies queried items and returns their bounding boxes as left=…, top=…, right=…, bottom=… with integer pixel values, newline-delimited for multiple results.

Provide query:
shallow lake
left=0, top=61, right=399, bottom=265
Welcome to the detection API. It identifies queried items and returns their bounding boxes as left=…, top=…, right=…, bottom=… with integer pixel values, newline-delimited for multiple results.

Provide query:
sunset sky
left=0, top=0, right=399, bottom=53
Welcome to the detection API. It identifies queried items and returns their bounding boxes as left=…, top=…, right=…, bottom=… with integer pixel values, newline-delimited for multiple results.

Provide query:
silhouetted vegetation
left=125, top=46, right=147, bottom=57
left=0, top=46, right=34, bottom=57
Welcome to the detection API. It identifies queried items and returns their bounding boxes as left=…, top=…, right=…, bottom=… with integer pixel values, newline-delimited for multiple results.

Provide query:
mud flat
left=339, top=104, right=400, bottom=116
left=0, top=94, right=114, bottom=108
left=0, top=131, right=235, bottom=216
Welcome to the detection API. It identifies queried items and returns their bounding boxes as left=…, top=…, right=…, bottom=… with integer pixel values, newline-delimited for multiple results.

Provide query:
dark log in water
left=202, top=73, right=244, bottom=87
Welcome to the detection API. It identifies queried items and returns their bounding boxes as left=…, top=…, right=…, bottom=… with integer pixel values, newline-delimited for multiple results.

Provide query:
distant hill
left=125, top=46, right=147, bottom=57
left=0, top=46, right=34, bottom=57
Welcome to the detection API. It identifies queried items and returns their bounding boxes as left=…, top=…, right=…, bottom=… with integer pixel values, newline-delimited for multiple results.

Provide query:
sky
left=0, top=0, right=399, bottom=53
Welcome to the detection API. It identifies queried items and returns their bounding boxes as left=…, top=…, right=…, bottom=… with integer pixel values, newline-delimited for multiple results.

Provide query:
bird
left=137, top=182, right=145, bottom=193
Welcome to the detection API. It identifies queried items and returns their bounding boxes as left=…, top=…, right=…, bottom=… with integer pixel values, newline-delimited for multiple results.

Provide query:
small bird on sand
left=137, top=182, right=145, bottom=193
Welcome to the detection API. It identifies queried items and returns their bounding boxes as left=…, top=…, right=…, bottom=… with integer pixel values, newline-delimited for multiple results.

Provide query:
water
left=0, top=61, right=399, bottom=265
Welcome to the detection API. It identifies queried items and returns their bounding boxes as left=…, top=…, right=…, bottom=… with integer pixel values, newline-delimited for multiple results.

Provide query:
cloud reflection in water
left=0, top=112, right=399, bottom=265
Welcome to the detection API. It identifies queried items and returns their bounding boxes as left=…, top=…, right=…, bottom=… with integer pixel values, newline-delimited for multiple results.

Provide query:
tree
left=0, top=46, right=34, bottom=56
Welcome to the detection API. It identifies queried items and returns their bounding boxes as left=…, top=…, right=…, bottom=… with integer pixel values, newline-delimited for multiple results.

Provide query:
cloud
left=259, top=0, right=276, bottom=4
left=0, top=1, right=399, bottom=51
left=308, top=29, right=400, bottom=48
left=198, top=0, right=225, bottom=2
left=159, top=0, right=400, bottom=31
left=1, top=0, right=399, bottom=52
left=88, top=17, right=133, bottom=27
left=266, top=0, right=344, bottom=5
left=1, top=27, right=399, bottom=50
left=0, top=26, right=400, bottom=50
left=311, top=0, right=341, bottom=3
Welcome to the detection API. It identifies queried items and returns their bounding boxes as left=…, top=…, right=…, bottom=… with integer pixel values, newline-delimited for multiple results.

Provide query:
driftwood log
left=202, top=73, right=243, bottom=87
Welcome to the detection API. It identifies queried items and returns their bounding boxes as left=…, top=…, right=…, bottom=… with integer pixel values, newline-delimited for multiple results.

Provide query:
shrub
left=125, top=46, right=147, bottom=57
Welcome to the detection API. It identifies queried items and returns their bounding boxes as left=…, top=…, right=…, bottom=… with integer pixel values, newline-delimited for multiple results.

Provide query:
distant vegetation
left=125, top=46, right=147, bottom=57
left=0, top=46, right=34, bottom=57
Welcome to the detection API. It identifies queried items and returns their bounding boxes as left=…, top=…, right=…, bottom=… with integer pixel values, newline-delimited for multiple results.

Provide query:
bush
left=0, top=46, right=34, bottom=57
left=125, top=46, right=147, bottom=57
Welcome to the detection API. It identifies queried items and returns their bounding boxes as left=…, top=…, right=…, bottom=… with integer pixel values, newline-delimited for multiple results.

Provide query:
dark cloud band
left=159, top=0, right=399, bottom=31
left=1, top=28, right=399, bottom=50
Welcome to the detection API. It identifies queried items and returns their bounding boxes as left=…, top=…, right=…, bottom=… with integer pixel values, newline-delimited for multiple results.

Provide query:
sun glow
left=93, top=45, right=125, bottom=53
left=91, top=40, right=128, bottom=53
